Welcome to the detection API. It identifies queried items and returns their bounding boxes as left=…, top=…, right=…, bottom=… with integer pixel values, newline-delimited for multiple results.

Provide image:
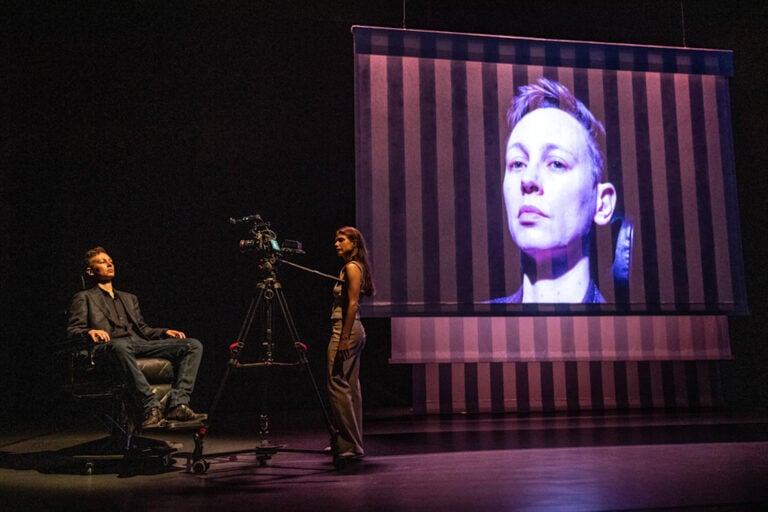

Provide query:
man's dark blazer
left=67, top=286, right=168, bottom=340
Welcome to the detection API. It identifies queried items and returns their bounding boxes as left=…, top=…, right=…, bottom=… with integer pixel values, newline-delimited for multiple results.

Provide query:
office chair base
left=58, top=434, right=178, bottom=476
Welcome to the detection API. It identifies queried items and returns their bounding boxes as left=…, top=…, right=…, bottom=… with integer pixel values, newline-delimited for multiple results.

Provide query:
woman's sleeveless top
left=331, top=260, right=363, bottom=320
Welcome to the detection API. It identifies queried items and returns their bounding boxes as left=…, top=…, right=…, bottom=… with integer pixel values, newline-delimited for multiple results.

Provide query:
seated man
left=67, top=246, right=206, bottom=428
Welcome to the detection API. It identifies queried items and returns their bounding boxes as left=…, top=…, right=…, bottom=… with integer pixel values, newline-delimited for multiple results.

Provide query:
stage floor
left=1, top=407, right=767, bottom=511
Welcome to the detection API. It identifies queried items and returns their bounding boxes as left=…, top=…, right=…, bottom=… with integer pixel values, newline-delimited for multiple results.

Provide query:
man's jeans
left=95, top=335, right=203, bottom=412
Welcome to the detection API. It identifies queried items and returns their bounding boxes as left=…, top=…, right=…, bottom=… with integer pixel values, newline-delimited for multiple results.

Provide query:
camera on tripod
left=193, top=214, right=342, bottom=474
left=229, top=214, right=305, bottom=260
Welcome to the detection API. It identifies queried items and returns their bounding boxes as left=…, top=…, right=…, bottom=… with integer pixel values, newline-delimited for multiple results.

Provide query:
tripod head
left=230, top=213, right=346, bottom=288
left=229, top=213, right=306, bottom=274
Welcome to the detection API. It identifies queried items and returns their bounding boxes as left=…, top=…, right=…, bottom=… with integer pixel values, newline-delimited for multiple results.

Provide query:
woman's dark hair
left=336, top=226, right=375, bottom=297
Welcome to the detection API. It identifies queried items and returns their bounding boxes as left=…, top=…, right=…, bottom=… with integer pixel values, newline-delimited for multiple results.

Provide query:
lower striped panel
left=411, top=360, right=723, bottom=414
left=391, top=316, right=732, bottom=362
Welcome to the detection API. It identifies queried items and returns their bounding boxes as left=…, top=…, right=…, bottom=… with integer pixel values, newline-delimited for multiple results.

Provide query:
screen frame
left=353, top=26, right=747, bottom=317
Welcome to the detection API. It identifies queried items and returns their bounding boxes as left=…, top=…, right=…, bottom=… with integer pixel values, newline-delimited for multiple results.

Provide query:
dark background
left=3, top=1, right=766, bottom=422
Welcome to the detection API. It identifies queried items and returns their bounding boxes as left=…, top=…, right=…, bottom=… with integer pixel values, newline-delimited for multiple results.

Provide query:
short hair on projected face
left=506, top=78, right=606, bottom=184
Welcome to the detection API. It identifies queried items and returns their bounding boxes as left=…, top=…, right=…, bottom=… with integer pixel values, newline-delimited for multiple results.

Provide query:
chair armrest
left=53, top=337, right=92, bottom=356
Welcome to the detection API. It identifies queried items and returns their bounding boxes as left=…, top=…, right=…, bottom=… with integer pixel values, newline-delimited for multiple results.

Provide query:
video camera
left=229, top=214, right=305, bottom=259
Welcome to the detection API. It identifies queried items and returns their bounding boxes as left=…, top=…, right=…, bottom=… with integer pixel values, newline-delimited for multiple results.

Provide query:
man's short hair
left=507, top=77, right=606, bottom=183
left=83, top=246, right=108, bottom=269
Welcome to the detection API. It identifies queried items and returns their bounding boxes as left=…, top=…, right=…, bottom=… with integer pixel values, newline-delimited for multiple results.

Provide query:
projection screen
left=353, top=26, right=747, bottom=317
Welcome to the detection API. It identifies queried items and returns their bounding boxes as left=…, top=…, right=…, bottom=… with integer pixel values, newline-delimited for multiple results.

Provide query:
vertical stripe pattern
left=353, top=26, right=745, bottom=315
left=390, top=315, right=731, bottom=362
left=412, top=360, right=723, bottom=414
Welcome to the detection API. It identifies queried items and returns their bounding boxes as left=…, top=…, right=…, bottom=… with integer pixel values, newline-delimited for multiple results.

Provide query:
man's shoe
left=166, top=404, right=207, bottom=422
left=141, top=407, right=166, bottom=429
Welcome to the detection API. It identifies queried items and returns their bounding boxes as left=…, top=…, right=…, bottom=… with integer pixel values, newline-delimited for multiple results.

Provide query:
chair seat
left=60, top=341, right=177, bottom=420
left=136, top=357, right=175, bottom=383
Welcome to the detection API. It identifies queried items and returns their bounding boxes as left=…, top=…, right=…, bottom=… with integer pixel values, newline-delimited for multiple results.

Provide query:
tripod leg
left=189, top=284, right=268, bottom=473
left=274, top=286, right=341, bottom=458
left=294, top=342, right=340, bottom=452
left=205, top=283, right=268, bottom=421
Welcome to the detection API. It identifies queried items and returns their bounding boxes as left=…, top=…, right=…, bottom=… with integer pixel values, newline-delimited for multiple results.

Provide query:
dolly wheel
left=192, top=459, right=209, bottom=474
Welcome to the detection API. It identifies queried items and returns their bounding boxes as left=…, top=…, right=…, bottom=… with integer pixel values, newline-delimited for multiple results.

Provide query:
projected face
left=503, top=107, right=605, bottom=262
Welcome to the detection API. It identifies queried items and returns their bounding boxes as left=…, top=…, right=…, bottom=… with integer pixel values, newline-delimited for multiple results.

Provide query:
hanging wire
left=402, top=0, right=407, bottom=29
left=680, top=0, right=688, bottom=47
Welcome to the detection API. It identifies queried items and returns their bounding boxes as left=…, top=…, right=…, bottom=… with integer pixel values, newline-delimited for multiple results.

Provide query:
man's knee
left=107, top=337, right=134, bottom=358
left=184, top=338, right=203, bottom=354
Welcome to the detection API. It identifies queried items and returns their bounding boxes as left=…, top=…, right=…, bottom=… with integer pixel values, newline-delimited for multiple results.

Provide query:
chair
left=56, top=338, right=179, bottom=475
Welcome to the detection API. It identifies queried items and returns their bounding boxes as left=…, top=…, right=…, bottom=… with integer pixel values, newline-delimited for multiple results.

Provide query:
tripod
left=190, top=257, right=346, bottom=473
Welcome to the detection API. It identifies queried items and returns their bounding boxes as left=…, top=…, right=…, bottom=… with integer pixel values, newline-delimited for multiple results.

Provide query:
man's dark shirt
left=99, top=288, right=139, bottom=339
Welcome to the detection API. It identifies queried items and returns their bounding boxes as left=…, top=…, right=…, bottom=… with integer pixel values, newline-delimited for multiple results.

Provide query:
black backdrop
left=4, top=0, right=767, bottom=422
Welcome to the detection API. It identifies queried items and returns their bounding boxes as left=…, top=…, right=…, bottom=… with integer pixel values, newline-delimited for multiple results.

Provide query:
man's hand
left=88, top=330, right=111, bottom=343
left=166, top=329, right=186, bottom=339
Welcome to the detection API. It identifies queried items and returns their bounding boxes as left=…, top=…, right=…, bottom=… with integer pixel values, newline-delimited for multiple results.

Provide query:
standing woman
left=328, top=226, right=375, bottom=459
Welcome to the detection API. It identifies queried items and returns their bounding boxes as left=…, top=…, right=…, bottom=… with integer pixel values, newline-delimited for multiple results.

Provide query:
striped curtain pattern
left=353, top=26, right=746, bottom=315
left=390, top=315, right=731, bottom=363
left=411, top=360, right=724, bottom=414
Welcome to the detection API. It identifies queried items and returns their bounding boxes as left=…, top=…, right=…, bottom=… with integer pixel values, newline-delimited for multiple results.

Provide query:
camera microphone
left=228, top=214, right=262, bottom=225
